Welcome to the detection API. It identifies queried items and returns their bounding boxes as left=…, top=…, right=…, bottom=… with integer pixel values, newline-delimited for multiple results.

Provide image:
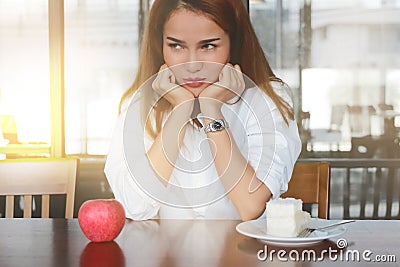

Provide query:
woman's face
left=163, top=9, right=231, bottom=97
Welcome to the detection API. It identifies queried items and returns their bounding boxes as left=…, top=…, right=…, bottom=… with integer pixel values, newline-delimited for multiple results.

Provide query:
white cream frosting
left=266, top=198, right=311, bottom=237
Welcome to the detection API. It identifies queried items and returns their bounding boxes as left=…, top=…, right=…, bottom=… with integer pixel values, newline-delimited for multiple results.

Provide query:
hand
left=152, top=64, right=195, bottom=109
left=198, top=64, right=245, bottom=117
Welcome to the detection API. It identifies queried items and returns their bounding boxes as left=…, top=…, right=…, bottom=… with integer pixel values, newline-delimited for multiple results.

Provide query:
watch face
left=212, top=120, right=224, bottom=131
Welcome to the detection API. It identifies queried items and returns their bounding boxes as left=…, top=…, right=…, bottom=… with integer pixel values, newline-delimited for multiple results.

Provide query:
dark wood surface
left=0, top=219, right=399, bottom=267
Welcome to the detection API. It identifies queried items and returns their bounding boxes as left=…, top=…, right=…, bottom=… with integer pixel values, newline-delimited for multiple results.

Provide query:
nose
left=185, top=61, right=203, bottom=73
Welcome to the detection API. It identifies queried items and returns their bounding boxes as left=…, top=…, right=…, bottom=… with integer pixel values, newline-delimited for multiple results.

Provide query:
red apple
left=78, top=199, right=126, bottom=242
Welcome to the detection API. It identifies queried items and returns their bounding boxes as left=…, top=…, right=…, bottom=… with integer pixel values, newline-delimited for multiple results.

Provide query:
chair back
left=281, top=162, right=330, bottom=219
left=0, top=158, right=78, bottom=218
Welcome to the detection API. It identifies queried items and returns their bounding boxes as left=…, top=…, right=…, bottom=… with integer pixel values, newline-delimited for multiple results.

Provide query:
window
left=0, top=0, right=141, bottom=158
left=0, top=0, right=51, bottom=158
left=65, top=0, right=139, bottom=155
left=250, top=0, right=400, bottom=153
left=2, top=0, right=399, bottom=158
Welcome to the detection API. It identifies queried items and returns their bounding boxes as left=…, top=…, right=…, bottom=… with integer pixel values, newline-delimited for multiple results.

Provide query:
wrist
left=172, top=98, right=194, bottom=112
left=202, top=111, right=223, bottom=124
left=169, top=101, right=194, bottom=124
left=199, top=100, right=222, bottom=119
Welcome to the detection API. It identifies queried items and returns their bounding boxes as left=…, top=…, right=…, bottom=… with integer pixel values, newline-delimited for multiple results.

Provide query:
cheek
left=164, top=56, right=182, bottom=78
left=203, top=63, right=225, bottom=82
left=171, top=68, right=186, bottom=84
left=203, top=50, right=230, bottom=65
left=214, top=44, right=230, bottom=64
left=162, top=46, right=175, bottom=66
left=202, top=50, right=230, bottom=82
left=163, top=47, right=185, bottom=82
left=163, top=44, right=186, bottom=67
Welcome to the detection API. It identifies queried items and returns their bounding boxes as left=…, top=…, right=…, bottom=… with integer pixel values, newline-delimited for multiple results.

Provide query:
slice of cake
left=266, top=198, right=311, bottom=238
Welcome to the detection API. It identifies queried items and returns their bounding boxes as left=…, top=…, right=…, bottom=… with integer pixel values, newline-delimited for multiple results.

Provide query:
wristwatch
left=203, top=119, right=229, bottom=133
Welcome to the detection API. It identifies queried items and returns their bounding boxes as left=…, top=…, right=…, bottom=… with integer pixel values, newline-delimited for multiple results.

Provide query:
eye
left=168, top=43, right=183, bottom=50
left=201, top=44, right=216, bottom=51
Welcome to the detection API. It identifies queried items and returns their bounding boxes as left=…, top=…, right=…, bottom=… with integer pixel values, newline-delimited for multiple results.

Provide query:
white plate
left=236, top=219, right=346, bottom=247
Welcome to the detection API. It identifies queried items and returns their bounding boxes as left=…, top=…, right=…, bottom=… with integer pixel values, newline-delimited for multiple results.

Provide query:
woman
left=105, top=0, right=301, bottom=221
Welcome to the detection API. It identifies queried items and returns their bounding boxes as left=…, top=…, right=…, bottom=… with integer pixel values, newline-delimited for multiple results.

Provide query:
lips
left=183, top=78, right=206, bottom=88
left=185, top=82, right=204, bottom=88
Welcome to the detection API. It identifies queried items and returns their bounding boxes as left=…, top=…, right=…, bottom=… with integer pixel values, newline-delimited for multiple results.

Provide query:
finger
left=160, top=67, right=177, bottom=93
left=153, top=65, right=167, bottom=88
left=157, top=64, right=169, bottom=83
left=167, top=68, right=176, bottom=84
left=226, top=64, right=240, bottom=95
left=153, top=65, right=174, bottom=96
left=229, top=64, right=240, bottom=92
left=233, top=64, right=242, bottom=73
left=160, top=64, right=168, bottom=71
left=160, top=65, right=177, bottom=86
left=232, top=64, right=245, bottom=95
left=219, top=64, right=232, bottom=89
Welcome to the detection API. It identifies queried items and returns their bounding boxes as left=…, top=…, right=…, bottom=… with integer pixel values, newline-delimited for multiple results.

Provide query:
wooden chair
left=0, top=158, right=78, bottom=218
left=281, top=162, right=330, bottom=219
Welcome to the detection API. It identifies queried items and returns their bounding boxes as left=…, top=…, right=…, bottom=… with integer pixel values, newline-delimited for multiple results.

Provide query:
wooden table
left=0, top=219, right=399, bottom=267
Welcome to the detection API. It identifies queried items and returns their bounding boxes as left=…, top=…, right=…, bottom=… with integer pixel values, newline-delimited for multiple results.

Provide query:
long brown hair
left=120, top=0, right=294, bottom=139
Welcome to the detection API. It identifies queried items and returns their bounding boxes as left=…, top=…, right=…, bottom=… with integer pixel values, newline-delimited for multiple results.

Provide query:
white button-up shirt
left=105, top=82, right=301, bottom=220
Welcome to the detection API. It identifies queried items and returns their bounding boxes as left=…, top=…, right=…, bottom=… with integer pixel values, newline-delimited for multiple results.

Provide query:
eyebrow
left=166, top=37, right=221, bottom=45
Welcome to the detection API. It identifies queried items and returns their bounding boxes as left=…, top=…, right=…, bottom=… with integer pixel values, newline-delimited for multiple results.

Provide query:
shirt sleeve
left=104, top=105, right=161, bottom=220
left=244, top=85, right=301, bottom=198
